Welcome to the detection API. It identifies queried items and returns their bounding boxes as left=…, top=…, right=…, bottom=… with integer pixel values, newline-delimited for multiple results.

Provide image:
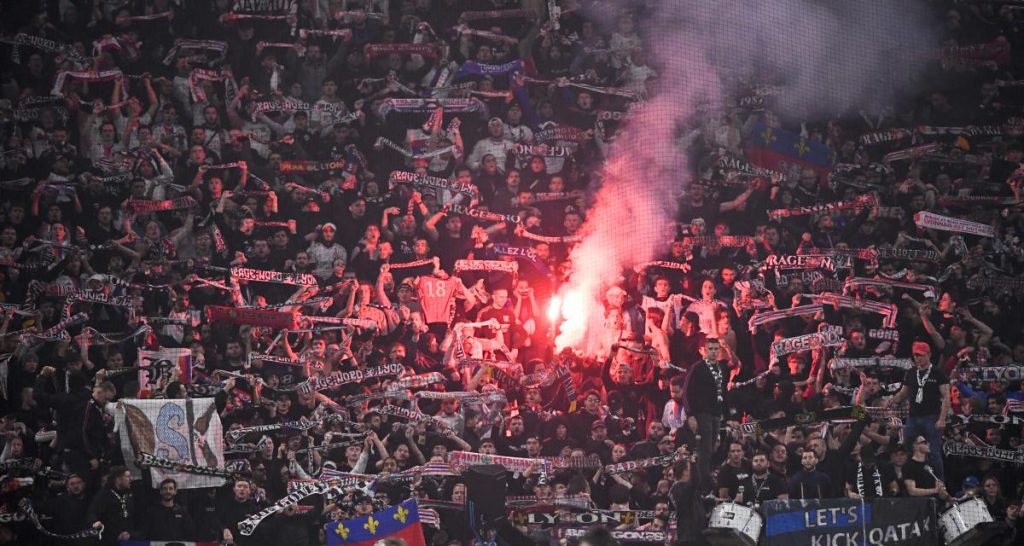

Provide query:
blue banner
left=762, top=498, right=937, bottom=546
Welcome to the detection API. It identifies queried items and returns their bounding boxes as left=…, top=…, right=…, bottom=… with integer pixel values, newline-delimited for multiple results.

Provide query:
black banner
left=763, top=498, right=937, bottom=546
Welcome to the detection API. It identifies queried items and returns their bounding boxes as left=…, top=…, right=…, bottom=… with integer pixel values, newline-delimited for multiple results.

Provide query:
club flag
left=138, top=348, right=193, bottom=395
left=325, top=498, right=427, bottom=546
left=747, top=121, right=835, bottom=181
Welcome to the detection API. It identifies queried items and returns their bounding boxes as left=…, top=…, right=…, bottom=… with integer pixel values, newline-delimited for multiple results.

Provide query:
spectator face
left=509, top=417, right=525, bottom=435
left=727, top=443, right=744, bottom=465
left=67, top=475, right=85, bottom=495
left=480, top=442, right=496, bottom=455
left=752, top=454, right=769, bottom=474
left=913, top=437, right=929, bottom=455
left=115, top=470, right=132, bottom=490
left=452, top=483, right=467, bottom=504
left=160, top=481, right=177, bottom=502
left=772, top=444, right=787, bottom=464
left=701, top=280, right=716, bottom=299
left=800, top=450, right=817, bottom=470
left=492, top=289, right=508, bottom=308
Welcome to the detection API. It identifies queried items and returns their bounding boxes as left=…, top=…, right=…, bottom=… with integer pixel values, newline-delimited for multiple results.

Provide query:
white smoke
left=554, top=0, right=936, bottom=352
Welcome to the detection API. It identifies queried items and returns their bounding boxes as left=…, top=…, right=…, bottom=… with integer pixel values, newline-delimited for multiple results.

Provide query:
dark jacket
left=87, top=487, right=139, bottom=545
left=788, top=468, right=833, bottom=500
left=684, top=359, right=728, bottom=415
left=141, top=502, right=196, bottom=541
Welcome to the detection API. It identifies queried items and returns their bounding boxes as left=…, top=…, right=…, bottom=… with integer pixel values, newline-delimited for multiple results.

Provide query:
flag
left=746, top=122, right=835, bottom=181
left=138, top=348, right=193, bottom=395
left=325, top=498, right=427, bottom=546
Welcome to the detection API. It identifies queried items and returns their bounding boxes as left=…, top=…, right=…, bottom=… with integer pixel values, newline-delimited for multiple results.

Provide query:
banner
left=762, top=498, right=938, bottom=546
left=117, top=398, right=225, bottom=489
left=138, top=348, right=193, bottom=394
left=555, top=527, right=674, bottom=544
left=739, top=406, right=868, bottom=435
left=325, top=498, right=426, bottom=546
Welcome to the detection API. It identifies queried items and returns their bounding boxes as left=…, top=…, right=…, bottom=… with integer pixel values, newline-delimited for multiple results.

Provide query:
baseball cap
left=911, top=341, right=931, bottom=355
left=488, top=117, right=504, bottom=126
left=963, top=476, right=980, bottom=489
left=591, top=420, right=607, bottom=431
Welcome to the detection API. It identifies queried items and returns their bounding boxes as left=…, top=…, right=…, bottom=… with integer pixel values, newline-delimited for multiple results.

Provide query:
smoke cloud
left=554, top=0, right=937, bottom=352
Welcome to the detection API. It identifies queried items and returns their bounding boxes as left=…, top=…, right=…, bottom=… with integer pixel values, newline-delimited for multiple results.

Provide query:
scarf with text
left=768, top=194, right=876, bottom=220
left=449, top=450, right=548, bottom=474
left=389, top=171, right=475, bottom=198
left=377, top=98, right=487, bottom=117
left=298, top=363, right=404, bottom=394
left=125, top=196, right=198, bottom=214
left=604, top=452, right=680, bottom=476
left=771, top=329, right=845, bottom=359
left=804, top=294, right=897, bottom=327
left=747, top=304, right=822, bottom=333
left=942, top=441, right=1024, bottom=464
left=738, top=406, right=868, bottom=435
left=453, top=259, right=519, bottom=273
left=378, top=404, right=452, bottom=430
left=18, top=499, right=103, bottom=540
left=5, top=34, right=90, bottom=65
left=459, top=9, right=537, bottom=22
left=446, top=204, right=520, bottom=224
left=51, top=69, right=129, bottom=96
left=831, top=357, right=913, bottom=371
left=232, top=266, right=318, bottom=286
left=205, top=306, right=297, bottom=329
left=914, top=211, right=996, bottom=238
left=364, top=43, right=438, bottom=59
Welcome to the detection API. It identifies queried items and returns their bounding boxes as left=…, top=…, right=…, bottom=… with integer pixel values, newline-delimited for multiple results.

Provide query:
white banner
left=116, top=398, right=225, bottom=489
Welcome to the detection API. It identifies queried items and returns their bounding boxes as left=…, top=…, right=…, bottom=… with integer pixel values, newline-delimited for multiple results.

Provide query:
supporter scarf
left=460, top=9, right=537, bottom=21
left=387, top=259, right=435, bottom=270
left=299, top=316, right=377, bottom=329
left=376, top=137, right=458, bottom=159
left=6, top=34, right=89, bottom=65
left=280, top=159, right=352, bottom=174
left=860, top=129, right=913, bottom=146
left=452, top=259, right=519, bottom=273
left=231, top=266, right=318, bottom=286
left=454, top=25, right=518, bottom=44
left=0, top=177, right=35, bottom=188
left=389, top=170, right=475, bottom=197
left=378, top=404, right=452, bottom=430
left=951, top=413, right=1023, bottom=426
left=188, top=68, right=231, bottom=102
left=956, top=366, right=1023, bottom=383
left=512, top=143, right=574, bottom=157
left=828, top=383, right=902, bottom=397
left=493, top=244, right=538, bottom=260
left=51, top=69, right=128, bottom=96
left=137, top=452, right=239, bottom=479
left=844, top=277, right=935, bottom=296
left=226, top=417, right=320, bottom=443
left=125, top=196, right=197, bottom=214
left=30, top=313, right=90, bottom=341
left=543, top=454, right=603, bottom=469
left=455, top=59, right=525, bottom=80
left=940, top=40, right=1011, bottom=70
left=246, top=353, right=309, bottom=369
left=967, top=276, right=1024, bottom=291
left=943, top=441, right=1024, bottom=464
left=518, top=191, right=583, bottom=204
left=298, top=28, right=353, bottom=39
left=219, top=12, right=291, bottom=24
left=298, top=363, right=404, bottom=394
left=771, top=329, right=845, bottom=358
left=162, top=39, right=228, bottom=65
left=634, top=260, right=690, bottom=272
left=256, top=41, right=305, bottom=57
left=533, top=125, right=587, bottom=144
left=747, top=304, right=822, bottom=333
left=385, top=372, right=447, bottom=392
left=252, top=99, right=350, bottom=115
left=882, top=143, right=942, bottom=165
left=717, top=154, right=784, bottom=181
left=446, top=204, right=521, bottom=224
left=505, top=494, right=593, bottom=511
left=205, top=306, right=298, bottom=329
left=517, top=230, right=581, bottom=244
left=449, top=450, right=548, bottom=474
left=238, top=479, right=334, bottom=535
left=875, top=247, right=941, bottom=263
left=764, top=254, right=846, bottom=272
left=364, top=43, right=438, bottom=59
left=81, top=325, right=150, bottom=345
left=938, top=195, right=1019, bottom=208
left=377, top=98, right=487, bottom=117
left=768, top=195, right=876, bottom=220
left=604, top=452, right=680, bottom=476
left=738, top=406, right=868, bottom=435
left=917, top=125, right=1005, bottom=138
left=683, top=236, right=754, bottom=248
left=414, top=390, right=507, bottom=405
left=804, top=294, right=897, bottom=327
left=831, top=357, right=913, bottom=371
left=0, top=458, right=37, bottom=472
left=914, top=211, right=996, bottom=237
left=18, top=499, right=103, bottom=540
left=14, top=95, right=69, bottom=122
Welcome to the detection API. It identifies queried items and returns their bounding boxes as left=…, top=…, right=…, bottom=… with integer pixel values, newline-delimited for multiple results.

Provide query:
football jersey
left=418, top=277, right=461, bottom=324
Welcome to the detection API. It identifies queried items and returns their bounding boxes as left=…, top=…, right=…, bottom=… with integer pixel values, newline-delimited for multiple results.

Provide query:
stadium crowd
left=0, top=0, right=1023, bottom=545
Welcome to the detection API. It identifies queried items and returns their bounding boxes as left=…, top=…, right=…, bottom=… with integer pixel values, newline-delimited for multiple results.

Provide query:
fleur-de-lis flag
left=325, top=498, right=426, bottom=546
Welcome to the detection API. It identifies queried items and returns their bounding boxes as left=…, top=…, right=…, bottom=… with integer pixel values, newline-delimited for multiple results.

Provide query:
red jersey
left=418, top=277, right=461, bottom=324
